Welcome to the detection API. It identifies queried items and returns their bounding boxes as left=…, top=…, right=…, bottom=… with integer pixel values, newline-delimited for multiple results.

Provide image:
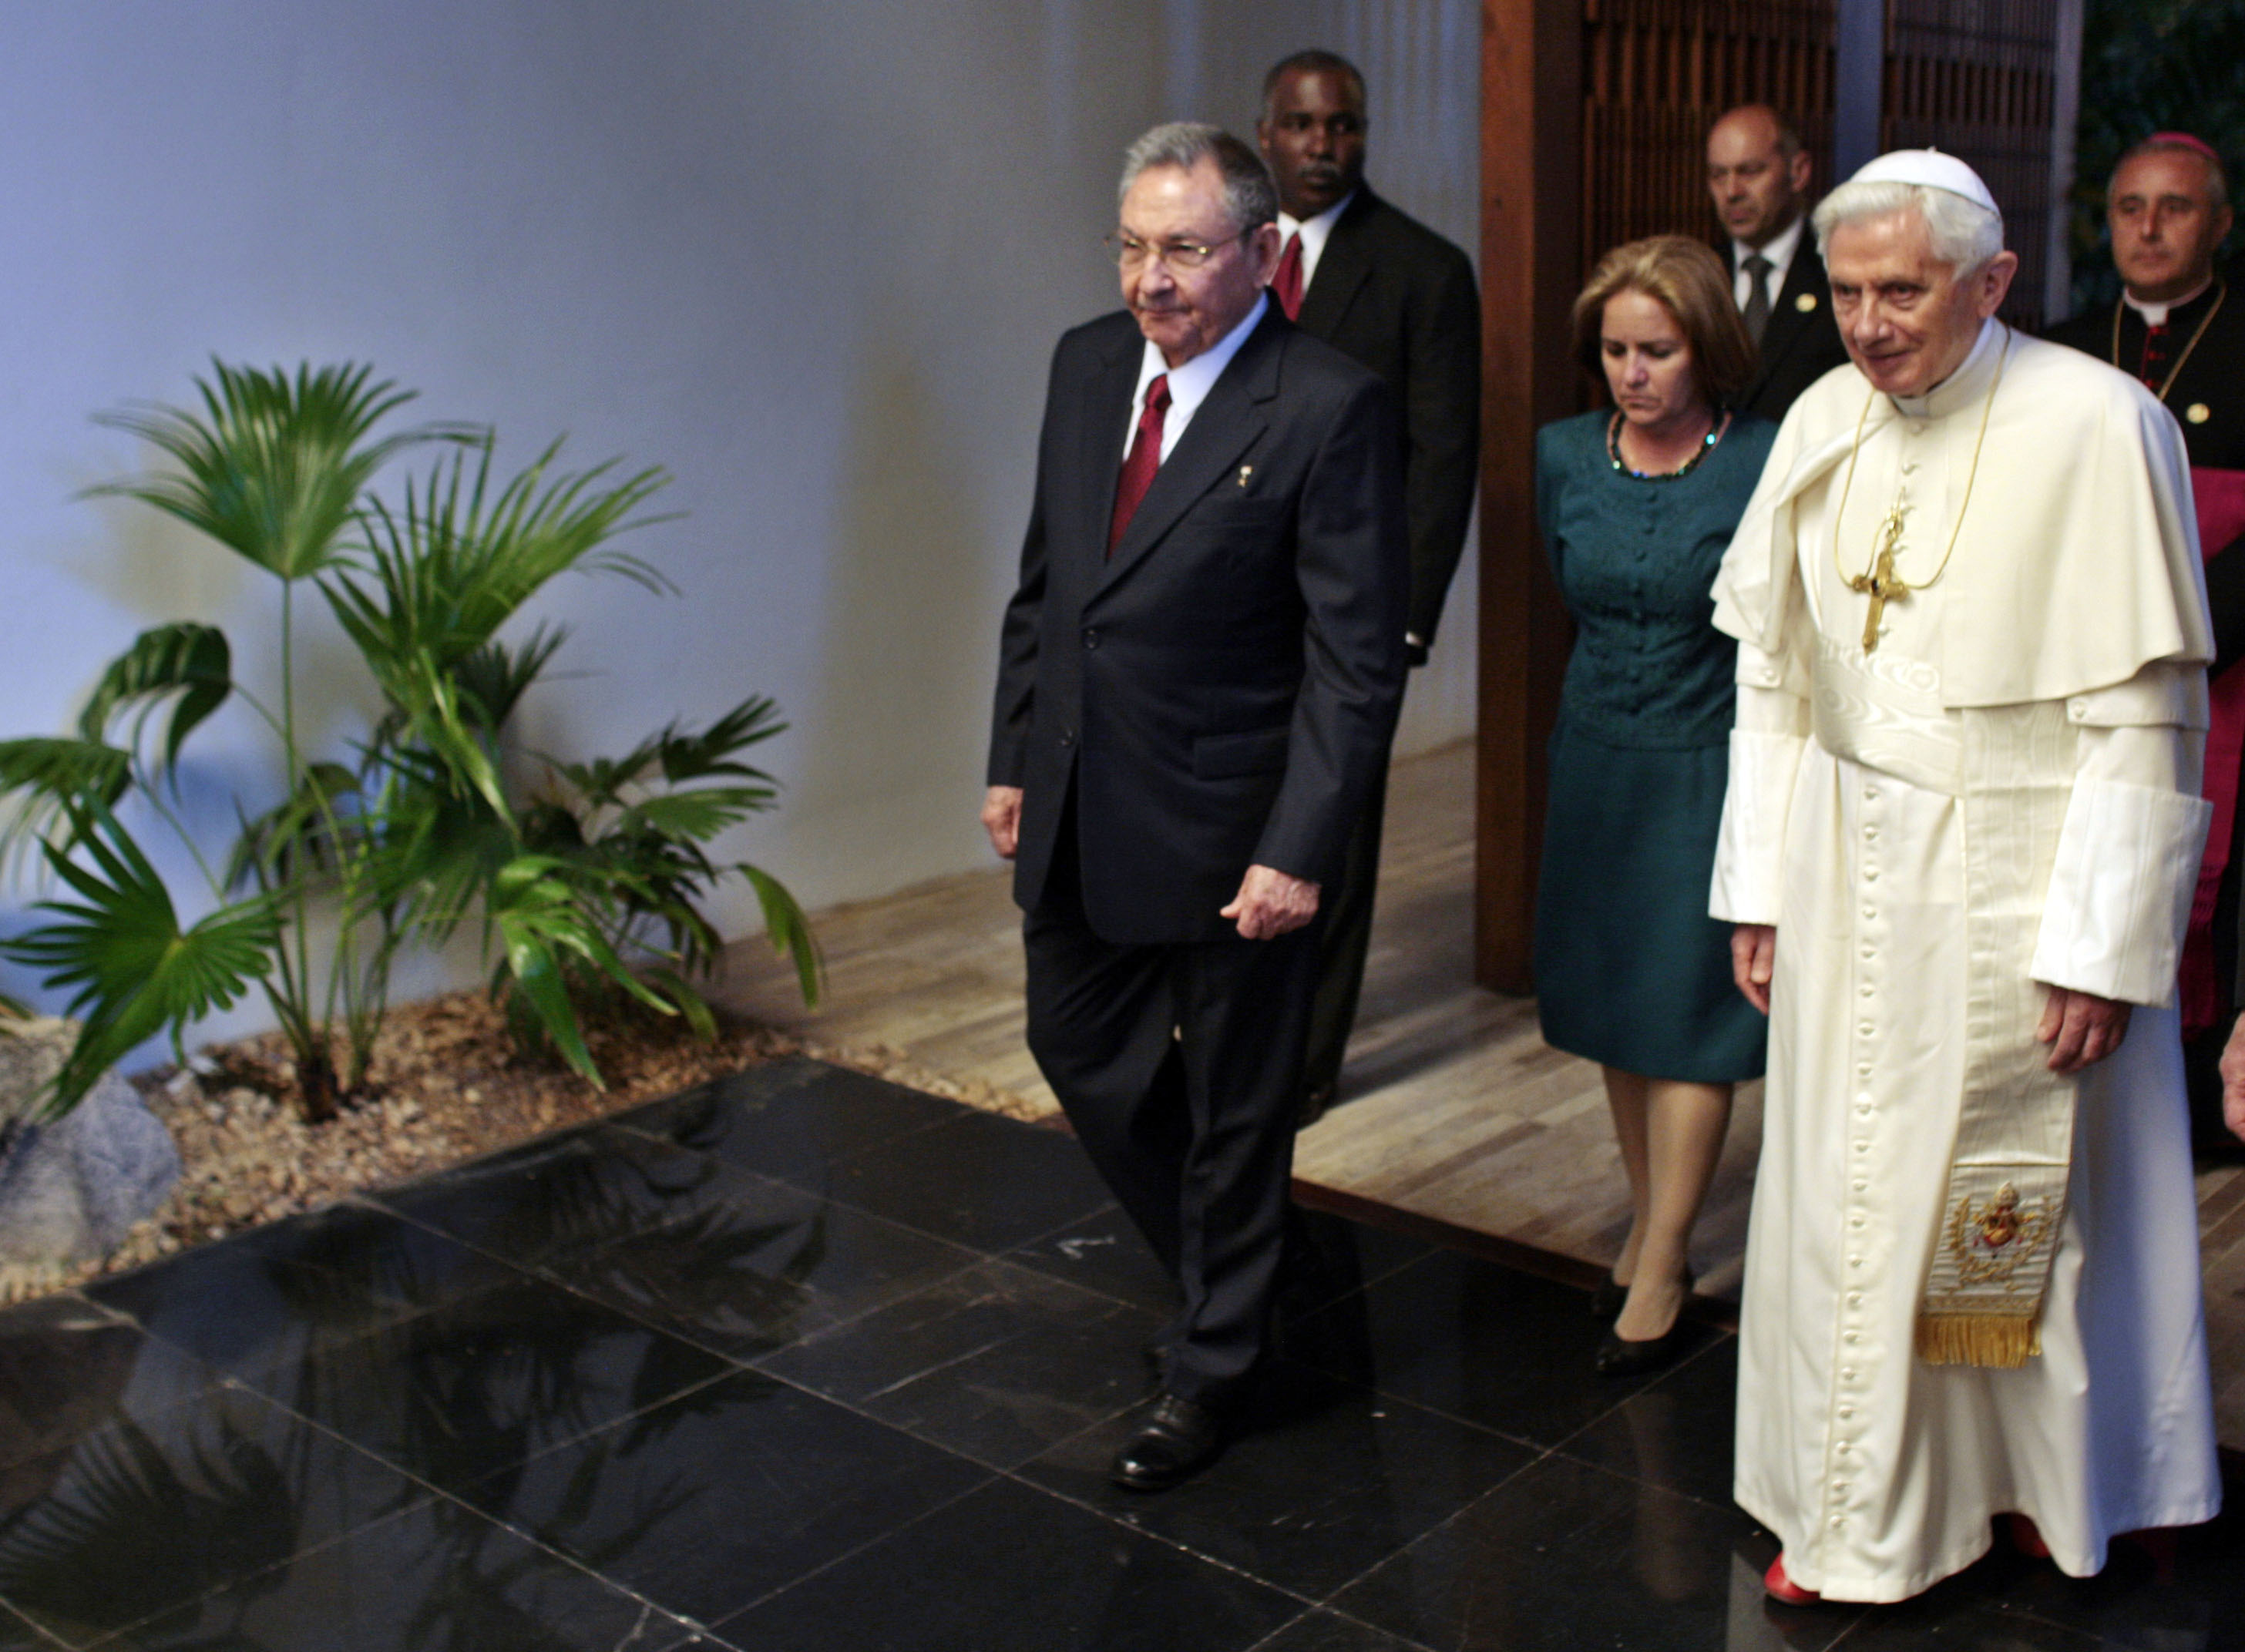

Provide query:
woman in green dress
left=1532, top=236, right=1776, bottom=1376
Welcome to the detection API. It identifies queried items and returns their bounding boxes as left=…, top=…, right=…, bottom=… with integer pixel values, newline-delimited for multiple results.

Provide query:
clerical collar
left=1892, top=316, right=2005, bottom=422
left=2122, top=276, right=2216, bottom=330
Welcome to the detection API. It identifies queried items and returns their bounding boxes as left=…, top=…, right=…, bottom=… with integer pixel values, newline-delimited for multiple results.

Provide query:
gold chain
left=1830, top=325, right=2010, bottom=653
left=2108, top=279, right=2226, bottom=403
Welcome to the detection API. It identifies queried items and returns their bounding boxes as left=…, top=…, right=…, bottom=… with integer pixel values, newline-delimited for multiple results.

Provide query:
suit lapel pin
left=1796, top=292, right=1818, bottom=313
left=1237, top=464, right=1254, bottom=488
left=2187, top=403, right=2211, bottom=424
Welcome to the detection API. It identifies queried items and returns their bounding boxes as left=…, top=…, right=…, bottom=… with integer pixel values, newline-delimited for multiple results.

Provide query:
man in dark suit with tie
left=1705, top=104, right=1849, bottom=421
left=1255, top=49, right=1481, bottom=1120
left=984, top=123, right=1407, bottom=1491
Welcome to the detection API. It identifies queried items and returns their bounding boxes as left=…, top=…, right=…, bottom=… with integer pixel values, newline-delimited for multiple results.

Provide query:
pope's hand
left=2219, top=1014, right=2245, bottom=1144
left=2035, top=986, right=2131, bottom=1074
left=982, top=786, right=1023, bottom=860
left=1731, top=924, right=1776, bottom=1014
left=1222, top=865, right=1319, bottom=939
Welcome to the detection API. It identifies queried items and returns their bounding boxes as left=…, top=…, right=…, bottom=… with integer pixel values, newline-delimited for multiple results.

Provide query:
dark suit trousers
left=1299, top=756, right=1389, bottom=1104
left=1023, top=806, right=1319, bottom=1407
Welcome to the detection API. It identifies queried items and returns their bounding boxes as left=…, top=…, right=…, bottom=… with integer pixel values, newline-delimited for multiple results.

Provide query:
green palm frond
left=0, top=737, right=134, bottom=879
left=486, top=855, right=673, bottom=1086
left=657, top=695, right=787, bottom=784
left=326, top=438, right=674, bottom=690
left=0, top=737, right=132, bottom=812
left=452, top=623, right=569, bottom=735
left=551, top=698, right=786, bottom=813
left=76, top=622, right=232, bottom=781
left=87, top=361, right=469, bottom=582
left=0, top=804, right=278, bottom=1114
left=640, top=965, right=719, bottom=1043
left=613, top=788, right=771, bottom=843
left=223, top=761, right=362, bottom=891
left=741, top=862, right=822, bottom=1006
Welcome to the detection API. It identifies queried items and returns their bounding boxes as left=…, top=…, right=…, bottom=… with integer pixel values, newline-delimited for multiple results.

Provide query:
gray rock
left=0, top=1019, right=180, bottom=1264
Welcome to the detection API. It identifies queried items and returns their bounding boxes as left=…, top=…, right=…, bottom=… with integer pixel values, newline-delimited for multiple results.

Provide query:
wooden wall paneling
left=1581, top=0, right=1838, bottom=264
left=1883, top=0, right=2061, bottom=328
left=1475, top=0, right=1582, bottom=992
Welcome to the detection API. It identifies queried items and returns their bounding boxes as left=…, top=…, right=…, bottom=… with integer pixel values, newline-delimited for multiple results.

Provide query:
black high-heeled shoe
left=1592, top=1272, right=1696, bottom=1378
left=1594, top=1320, right=1693, bottom=1378
left=1589, top=1277, right=1628, bottom=1322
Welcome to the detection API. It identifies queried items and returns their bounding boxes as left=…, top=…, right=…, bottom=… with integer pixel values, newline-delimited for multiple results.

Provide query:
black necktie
left=1743, top=254, right=1773, bottom=347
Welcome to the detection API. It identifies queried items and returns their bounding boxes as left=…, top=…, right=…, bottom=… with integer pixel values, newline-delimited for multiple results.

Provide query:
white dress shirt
left=1276, top=190, right=1356, bottom=296
left=1127, top=292, right=1271, bottom=464
left=1732, top=211, right=1806, bottom=313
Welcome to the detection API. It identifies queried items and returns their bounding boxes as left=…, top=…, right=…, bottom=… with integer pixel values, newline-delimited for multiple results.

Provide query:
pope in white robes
left=1709, top=150, right=2224, bottom=1605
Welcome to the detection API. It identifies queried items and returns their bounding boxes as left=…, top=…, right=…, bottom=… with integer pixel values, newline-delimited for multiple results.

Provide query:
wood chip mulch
left=0, top=986, right=1045, bottom=1305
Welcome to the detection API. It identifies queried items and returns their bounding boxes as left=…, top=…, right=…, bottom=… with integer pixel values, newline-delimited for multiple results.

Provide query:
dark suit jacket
left=1294, top=186, right=1480, bottom=653
left=1727, top=237, right=1851, bottom=423
left=988, top=306, right=1410, bottom=945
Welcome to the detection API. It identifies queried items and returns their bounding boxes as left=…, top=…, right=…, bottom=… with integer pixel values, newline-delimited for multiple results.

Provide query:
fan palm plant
left=0, top=361, right=817, bottom=1123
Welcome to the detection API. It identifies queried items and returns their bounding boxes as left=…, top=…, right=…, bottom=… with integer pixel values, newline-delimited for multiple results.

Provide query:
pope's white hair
left=1812, top=180, right=2005, bottom=273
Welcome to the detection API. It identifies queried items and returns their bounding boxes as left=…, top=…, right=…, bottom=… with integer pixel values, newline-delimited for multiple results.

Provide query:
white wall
left=0, top=0, right=1479, bottom=1035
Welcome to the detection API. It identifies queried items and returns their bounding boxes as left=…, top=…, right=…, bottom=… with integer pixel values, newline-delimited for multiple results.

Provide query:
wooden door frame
left=1474, top=0, right=1581, bottom=992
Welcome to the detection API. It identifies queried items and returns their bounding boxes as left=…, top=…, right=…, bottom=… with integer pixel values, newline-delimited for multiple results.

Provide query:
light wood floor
left=715, top=739, right=2245, bottom=1451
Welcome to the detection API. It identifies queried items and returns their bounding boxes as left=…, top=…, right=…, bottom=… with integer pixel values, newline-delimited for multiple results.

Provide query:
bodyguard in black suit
left=1258, top=51, right=1481, bottom=1116
left=1706, top=106, right=1850, bottom=421
left=983, top=124, right=1407, bottom=1489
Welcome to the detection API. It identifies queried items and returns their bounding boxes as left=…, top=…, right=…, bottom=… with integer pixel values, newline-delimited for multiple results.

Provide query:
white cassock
left=1709, top=318, right=2224, bottom=1602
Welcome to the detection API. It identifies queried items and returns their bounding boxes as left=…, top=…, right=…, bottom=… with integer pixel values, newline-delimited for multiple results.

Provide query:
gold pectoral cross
left=1847, top=504, right=1911, bottom=653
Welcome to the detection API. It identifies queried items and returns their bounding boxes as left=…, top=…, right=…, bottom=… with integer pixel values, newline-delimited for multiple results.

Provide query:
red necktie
left=1271, top=232, right=1304, bottom=320
left=1108, top=374, right=1170, bottom=553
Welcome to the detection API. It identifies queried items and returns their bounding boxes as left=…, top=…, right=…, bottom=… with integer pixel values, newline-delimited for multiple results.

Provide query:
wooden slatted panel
left=1884, top=0, right=2059, bottom=329
left=1581, top=0, right=1839, bottom=281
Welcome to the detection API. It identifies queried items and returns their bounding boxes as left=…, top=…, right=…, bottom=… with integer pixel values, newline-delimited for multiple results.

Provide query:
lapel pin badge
left=2187, top=403, right=2211, bottom=425
left=1237, top=464, right=1254, bottom=488
left=1796, top=292, right=1818, bottom=312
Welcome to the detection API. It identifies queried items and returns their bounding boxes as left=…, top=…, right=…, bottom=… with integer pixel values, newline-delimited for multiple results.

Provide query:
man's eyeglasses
left=1106, top=230, right=1252, bottom=270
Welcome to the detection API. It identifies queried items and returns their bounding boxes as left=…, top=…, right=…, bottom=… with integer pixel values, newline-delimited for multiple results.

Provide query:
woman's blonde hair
left=1571, top=235, right=1755, bottom=407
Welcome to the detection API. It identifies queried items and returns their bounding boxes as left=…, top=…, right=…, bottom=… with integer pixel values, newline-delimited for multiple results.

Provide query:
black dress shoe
left=1594, top=1320, right=1692, bottom=1378
left=1109, top=1392, right=1224, bottom=1492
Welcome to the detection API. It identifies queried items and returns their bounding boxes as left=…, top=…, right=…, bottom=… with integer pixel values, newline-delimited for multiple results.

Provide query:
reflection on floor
left=0, top=1058, right=2234, bottom=1650
left=717, top=738, right=2245, bottom=1452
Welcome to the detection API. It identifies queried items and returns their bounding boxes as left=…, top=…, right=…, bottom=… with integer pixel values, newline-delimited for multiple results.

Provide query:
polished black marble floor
left=0, top=1056, right=2233, bottom=1650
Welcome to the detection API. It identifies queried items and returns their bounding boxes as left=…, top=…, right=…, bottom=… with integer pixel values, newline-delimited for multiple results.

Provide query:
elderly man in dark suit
left=1255, top=49, right=1481, bottom=1120
left=1706, top=104, right=1850, bottom=421
left=984, top=122, right=1407, bottom=1492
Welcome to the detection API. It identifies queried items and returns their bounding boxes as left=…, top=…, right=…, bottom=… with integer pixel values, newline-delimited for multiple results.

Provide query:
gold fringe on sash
left=1914, top=1311, right=2042, bottom=1369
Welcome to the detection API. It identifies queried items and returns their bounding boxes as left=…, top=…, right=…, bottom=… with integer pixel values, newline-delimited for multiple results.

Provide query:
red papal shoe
left=2007, top=1513, right=2051, bottom=1560
left=1764, top=1555, right=1821, bottom=1604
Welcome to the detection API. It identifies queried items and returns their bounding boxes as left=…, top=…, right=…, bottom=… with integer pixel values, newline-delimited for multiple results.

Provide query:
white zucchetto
left=1845, top=149, right=2000, bottom=213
